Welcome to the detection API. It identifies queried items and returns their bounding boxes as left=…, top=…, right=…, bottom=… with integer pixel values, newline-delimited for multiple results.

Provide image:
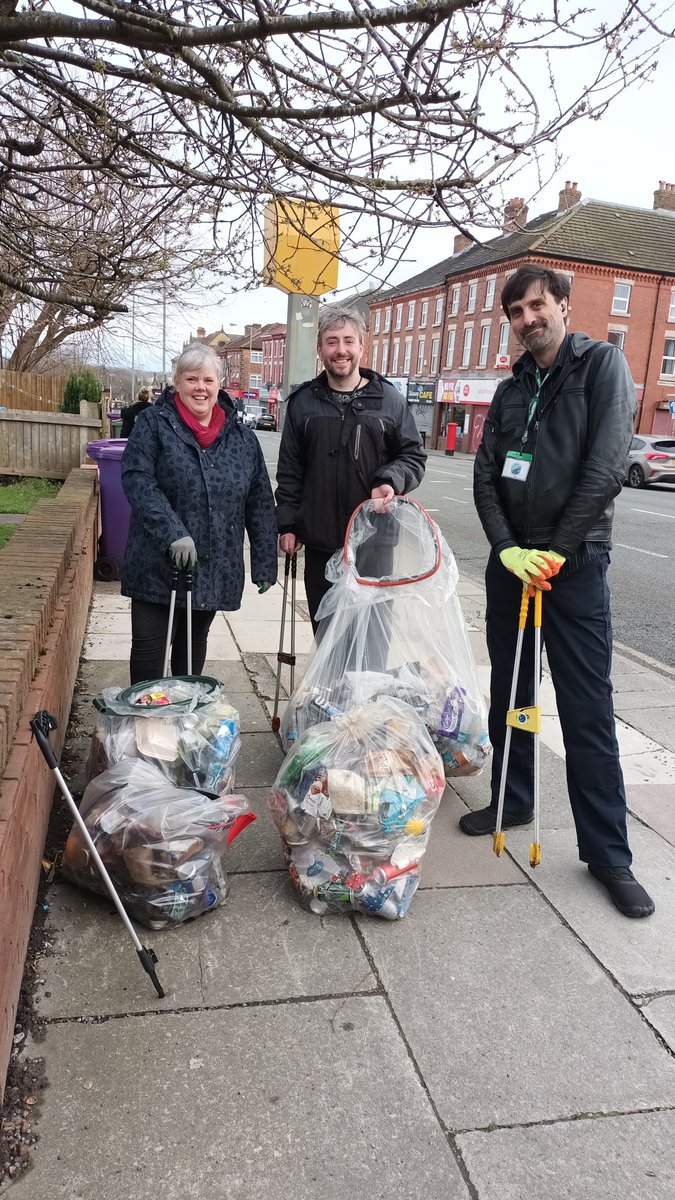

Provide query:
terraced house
left=369, top=180, right=675, bottom=453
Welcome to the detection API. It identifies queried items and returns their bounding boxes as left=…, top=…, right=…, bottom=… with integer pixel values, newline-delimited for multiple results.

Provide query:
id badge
left=502, top=451, right=532, bottom=482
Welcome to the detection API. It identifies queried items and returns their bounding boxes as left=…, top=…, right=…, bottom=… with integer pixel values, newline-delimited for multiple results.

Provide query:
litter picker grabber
left=163, top=565, right=193, bottom=678
left=271, top=552, right=297, bottom=733
left=493, top=584, right=543, bottom=868
left=29, top=710, right=166, bottom=998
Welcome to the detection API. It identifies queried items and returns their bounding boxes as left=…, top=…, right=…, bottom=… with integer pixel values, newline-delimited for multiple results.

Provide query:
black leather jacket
left=275, top=369, right=426, bottom=551
left=473, top=333, right=636, bottom=557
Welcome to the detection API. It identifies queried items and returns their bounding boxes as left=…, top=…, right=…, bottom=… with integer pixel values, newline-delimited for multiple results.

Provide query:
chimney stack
left=503, top=198, right=528, bottom=233
left=654, top=181, right=675, bottom=212
left=453, top=232, right=471, bottom=254
left=196, top=326, right=206, bottom=338
left=558, top=180, right=581, bottom=213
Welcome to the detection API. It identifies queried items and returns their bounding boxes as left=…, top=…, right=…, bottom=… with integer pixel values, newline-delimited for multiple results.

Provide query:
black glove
left=169, top=536, right=197, bottom=568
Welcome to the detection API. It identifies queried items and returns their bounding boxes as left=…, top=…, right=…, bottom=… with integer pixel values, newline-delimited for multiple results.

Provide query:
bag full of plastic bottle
left=269, top=696, right=445, bottom=920
left=280, top=497, right=490, bottom=780
left=63, top=759, right=255, bottom=929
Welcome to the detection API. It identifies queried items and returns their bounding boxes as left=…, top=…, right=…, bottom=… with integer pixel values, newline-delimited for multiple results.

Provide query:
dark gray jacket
left=121, top=390, right=277, bottom=610
left=473, top=333, right=636, bottom=557
left=275, top=369, right=426, bottom=551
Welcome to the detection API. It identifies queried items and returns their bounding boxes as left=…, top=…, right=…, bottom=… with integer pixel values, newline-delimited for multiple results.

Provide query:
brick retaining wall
left=0, top=469, right=97, bottom=1102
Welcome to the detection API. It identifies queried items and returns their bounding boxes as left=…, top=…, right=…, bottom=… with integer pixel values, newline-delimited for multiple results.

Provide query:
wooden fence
left=0, top=409, right=102, bottom=479
left=0, top=370, right=66, bottom=413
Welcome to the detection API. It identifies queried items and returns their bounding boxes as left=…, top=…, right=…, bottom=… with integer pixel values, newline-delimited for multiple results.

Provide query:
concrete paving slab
left=81, top=634, right=129, bottom=660
left=226, top=787, right=286, bottom=873
left=86, top=612, right=132, bottom=635
left=236, top=730, right=285, bottom=788
left=626, top=784, right=675, bottom=846
left=202, top=659, right=253, bottom=691
left=224, top=688, right=271, bottom=734
left=202, top=632, right=240, bottom=660
left=457, top=1111, right=675, bottom=1200
left=8, top=998, right=468, bottom=1200
left=620, top=745, right=675, bottom=786
left=198, top=873, right=375, bottom=1005
left=358, top=887, right=675, bottom=1129
left=226, top=616, right=315, bottom=655
left=241, top=651, right=287, bottom=699
left=421, top=790, right=525, bottom=888
left=614, top=681, right=675, bottom=708
left=451, top=742, right=575, bottom=831
left=505, top=823, right=675, bottom=995
left=641, top=995, right=675, bottom=1053
left=620, top=706, right=675, bottom=753
left=77, top=660, right=130, bottom=698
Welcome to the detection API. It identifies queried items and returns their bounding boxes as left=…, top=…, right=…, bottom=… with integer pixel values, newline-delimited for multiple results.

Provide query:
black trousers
left=485, top=550, right=631, bottom=867
left=130, top=599, right=216, bottom=684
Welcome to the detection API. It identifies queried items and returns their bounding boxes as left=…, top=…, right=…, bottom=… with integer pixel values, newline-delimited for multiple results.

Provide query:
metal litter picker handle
left=30, top=711, right=166, bottom=999
left=272, top=552, right=297, bottom=733
left=493, top=585, right=543, bottom=868
left=162, top=564, right=193, bottom=678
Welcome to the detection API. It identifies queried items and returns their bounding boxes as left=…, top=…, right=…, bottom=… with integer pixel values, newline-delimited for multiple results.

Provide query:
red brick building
left=370, top=181, right=675, bottom=452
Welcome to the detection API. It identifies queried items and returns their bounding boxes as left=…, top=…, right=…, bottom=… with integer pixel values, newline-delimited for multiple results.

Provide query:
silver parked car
left=625, top=434, right=675, bottom=488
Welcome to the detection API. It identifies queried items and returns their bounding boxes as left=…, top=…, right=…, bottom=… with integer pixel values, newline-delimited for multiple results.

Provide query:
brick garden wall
left=0, top=468, right=97, bottom=1102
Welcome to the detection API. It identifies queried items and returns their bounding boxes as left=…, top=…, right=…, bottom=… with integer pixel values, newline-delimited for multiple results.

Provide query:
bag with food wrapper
left=281, top=497, right=490, bottom=779
left=86, top=676, right=240, bottom=794
left=269, top=696, right=445, bottom=919
left=63, top=759, right=255, bottom=929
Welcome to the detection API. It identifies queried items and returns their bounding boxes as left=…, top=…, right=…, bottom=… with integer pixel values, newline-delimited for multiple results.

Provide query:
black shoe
left=588, top=865, right=655, bottom=918
left=458, top=806, right=534, bottom=836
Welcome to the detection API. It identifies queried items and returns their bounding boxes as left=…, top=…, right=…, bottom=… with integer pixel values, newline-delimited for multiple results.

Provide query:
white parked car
left=243, top=407, right=263, bottom=427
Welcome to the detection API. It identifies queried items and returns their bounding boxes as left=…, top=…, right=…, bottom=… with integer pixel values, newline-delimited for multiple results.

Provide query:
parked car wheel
left=627, top=463, right=646, bottom=489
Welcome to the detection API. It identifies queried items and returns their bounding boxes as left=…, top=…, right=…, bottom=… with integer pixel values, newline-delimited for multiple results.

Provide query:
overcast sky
left=128, top=9, right=675, bottom=373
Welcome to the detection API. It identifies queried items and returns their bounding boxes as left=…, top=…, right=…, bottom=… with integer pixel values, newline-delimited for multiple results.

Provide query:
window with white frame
left=416, top=338, right=425, bottom=374
left=498, top=322, right=510, bottom=358
left=420, top=300, right=429, bottom=328
left=669, top=289, right=675, bottom=322
left=661, top=337, right=675, bottom=376
left=374, top=310, right=381, bottom=333
left=250, top=374, right=262, bottom=388
left=384, top=307, right=392, bottom=333
left=467, top=281, right=477, bottom=313
left=392, top=339, right=400, bottom=374
left=484, top=278, right=496, bottom=310
left=445, top=328, right=456, bottom=368
left=611, top=282, right=632, bottom=315
left=407, top=301, right=415, bottom=328
left=394, top=303, right=403, bottom=331
left=434, top=297, right=443, bottom=325
left=461, top=325, right=473, bottom=367
left=450, top=285, right=460, bottom=316
left=250, top=349, right=263, bottom=363
left=607, top=329, right=625, bottom=350
left=478, top=323, right=491, bottom=367
left=403, top=337, right=412, bottom=374
left=430, top=336, right=440, bottom=374
left=371, top=342, right=379, bottom=372
left=381, top=340, right=389, bottom=375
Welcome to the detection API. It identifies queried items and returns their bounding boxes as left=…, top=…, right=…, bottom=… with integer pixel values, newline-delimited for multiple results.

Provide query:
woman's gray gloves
left=169, top=536, right=198, bottom=568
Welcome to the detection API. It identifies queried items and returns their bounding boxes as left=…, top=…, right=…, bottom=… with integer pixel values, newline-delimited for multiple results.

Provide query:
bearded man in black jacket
left=467, top=263, right=654, bottom=918
left=275, top=305, right=426, bottom=630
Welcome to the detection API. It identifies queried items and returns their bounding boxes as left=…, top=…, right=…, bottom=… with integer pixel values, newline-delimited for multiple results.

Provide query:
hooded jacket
left=121, top=388, right=277, bottom=610
left=473, top=332, right=636, bottom=557
left=275, top=369, right=427, bottom=552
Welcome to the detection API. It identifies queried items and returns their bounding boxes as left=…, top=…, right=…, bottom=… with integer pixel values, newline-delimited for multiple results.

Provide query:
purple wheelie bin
left=87, top=438, right=131, bottom=582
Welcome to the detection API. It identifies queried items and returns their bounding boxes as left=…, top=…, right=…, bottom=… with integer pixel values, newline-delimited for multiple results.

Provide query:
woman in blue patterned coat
left=121, top=345, right=277, bottom=683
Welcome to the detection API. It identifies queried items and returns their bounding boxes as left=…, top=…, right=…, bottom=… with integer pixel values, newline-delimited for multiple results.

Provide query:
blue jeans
left=485, top=550, right=631, bottom=866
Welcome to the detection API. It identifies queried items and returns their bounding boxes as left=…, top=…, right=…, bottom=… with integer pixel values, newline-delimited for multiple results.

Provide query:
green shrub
left=60, top=369, right=102, bottom=414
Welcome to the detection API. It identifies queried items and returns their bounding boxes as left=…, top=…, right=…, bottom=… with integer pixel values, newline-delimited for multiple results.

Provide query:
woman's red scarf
left=175, top=393, right=225, bottom=447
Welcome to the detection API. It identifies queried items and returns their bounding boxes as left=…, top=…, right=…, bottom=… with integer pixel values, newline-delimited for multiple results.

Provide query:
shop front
left=407, top=380, right=435, bottom=448
left=434, top=376, right=501, bottom=453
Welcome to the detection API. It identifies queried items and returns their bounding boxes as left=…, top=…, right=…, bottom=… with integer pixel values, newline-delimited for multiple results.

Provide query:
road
left=256, top=432, right=675, bottom=670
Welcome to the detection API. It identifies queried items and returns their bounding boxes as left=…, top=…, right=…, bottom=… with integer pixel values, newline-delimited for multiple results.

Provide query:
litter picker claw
left=493, top=585, right=543, bottom=867
left=30, top=710, right=166, bottom=999
left=271, top=552, right=297, bottom=733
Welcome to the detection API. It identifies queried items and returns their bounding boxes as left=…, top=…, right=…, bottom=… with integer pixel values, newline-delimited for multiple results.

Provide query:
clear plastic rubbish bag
left=269, top=696, right=445, bottom=919
left=87, top=678, right=241, bottom=794
left=63, top=759, right=255, bottom=929
left=281, top=497, right=490, bottom=778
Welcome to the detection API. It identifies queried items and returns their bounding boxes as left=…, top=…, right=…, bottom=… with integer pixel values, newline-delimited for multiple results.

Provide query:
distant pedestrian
left=275, top=304, right=426, bottom=631
left=120, top=386, right=153, bottom=439
left=468, top=263, right=654, bottom=918
left=121, top=346, right=277, bottom=684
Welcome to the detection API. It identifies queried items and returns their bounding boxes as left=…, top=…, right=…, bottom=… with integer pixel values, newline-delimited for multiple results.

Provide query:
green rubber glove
left=256, top=581, right=273, bottom=594
left=499, top=546, right=554, bottom=586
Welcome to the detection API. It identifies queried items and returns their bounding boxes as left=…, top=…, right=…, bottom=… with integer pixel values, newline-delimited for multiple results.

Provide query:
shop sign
left=407, top=379, right=435, bottom=404
left=436, top=376, right=500, bottom=405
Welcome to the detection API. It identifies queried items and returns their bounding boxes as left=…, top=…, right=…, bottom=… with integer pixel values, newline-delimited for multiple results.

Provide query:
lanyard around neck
left=521, top=365, right=550, bottom=448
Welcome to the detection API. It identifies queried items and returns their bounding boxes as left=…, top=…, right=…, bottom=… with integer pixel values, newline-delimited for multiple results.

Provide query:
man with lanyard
left=467, top=264, right=654, bottom=919
left=275, top=304, right=426, bottom=630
